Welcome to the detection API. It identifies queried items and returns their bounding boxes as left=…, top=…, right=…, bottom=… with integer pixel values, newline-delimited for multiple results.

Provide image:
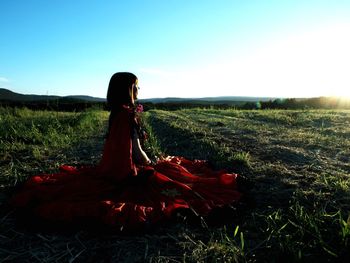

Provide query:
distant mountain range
left=0, top=88, right=106, bottom=102
left=0, top=88, right=292, bottom=104
left=139, top=96, right=281, bottom=104
left=2, top=88, right=349, bottom=110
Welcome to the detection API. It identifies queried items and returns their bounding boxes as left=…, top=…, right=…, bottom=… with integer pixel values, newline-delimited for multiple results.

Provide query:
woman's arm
left=132, top=129, right=151, bottom=165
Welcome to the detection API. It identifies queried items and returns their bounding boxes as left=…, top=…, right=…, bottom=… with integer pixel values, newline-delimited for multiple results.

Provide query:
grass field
left=0, top=107, right=349, bottom=262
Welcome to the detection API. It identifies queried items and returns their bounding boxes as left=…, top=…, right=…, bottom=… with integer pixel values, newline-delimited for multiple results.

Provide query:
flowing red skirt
left=11, top=109, right=242, bottom=230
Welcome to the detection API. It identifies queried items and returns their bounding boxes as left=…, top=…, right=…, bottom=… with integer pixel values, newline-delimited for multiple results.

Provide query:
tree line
left=1, top=96, right=349, bottom=112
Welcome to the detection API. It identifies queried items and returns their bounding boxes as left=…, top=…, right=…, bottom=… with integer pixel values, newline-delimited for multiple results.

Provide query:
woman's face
left=133, top=80, right=139, bottom=100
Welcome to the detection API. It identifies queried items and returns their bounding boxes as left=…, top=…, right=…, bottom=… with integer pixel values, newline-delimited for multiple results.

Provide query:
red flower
left=136, top=104, right=144, bottom=113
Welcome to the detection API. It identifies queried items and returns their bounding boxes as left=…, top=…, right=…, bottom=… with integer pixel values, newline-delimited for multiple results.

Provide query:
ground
left=0, top=108, right=349, bottom=262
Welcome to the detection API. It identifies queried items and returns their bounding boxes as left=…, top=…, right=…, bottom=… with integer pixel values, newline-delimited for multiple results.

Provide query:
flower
left=136, top=104, right=144, bottom=113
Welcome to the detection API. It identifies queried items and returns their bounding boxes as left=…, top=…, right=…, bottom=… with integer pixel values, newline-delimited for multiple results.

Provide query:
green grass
left=0, top=107, right=108, bottom=187
left=144, top=108, right=350, bottom=262
left=1, top=107, right=349, bottom=262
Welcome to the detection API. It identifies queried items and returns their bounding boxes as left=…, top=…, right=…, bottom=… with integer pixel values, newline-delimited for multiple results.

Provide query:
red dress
left=11, top=107, right=242, bottom=230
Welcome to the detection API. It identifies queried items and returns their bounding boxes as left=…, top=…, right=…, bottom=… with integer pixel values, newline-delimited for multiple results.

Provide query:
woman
left=11, top=72, right=242, bottom=231
left=97, top=72, right=151, bottom=181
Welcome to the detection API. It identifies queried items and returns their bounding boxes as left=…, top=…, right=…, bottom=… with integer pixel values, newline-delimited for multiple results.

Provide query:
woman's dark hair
left=106, top=72, right=138, bottom=137
left=107, top=72, right=138, bottom=110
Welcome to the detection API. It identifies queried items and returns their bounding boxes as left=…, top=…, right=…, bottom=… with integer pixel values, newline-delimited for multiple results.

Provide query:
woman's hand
left=132, top=129, right=151, bottom=166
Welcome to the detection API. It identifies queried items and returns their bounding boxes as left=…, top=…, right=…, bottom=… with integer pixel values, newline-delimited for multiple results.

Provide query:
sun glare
left=339, top=95, right=350, bottom=102
left=141, top=22, right=350, bottom=99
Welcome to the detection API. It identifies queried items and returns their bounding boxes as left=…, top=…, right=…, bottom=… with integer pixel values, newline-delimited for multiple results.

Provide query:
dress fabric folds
left=11, top=108, right=242, bottom=230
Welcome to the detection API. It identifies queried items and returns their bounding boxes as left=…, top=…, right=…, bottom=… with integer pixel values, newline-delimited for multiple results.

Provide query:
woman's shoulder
left=122, top=105, right=134, bottom=112
left=111, top=105, right=133, bottom=114
left=120, top=105, right=135, bottom=118
left=111, top=105, right=134, bottom=122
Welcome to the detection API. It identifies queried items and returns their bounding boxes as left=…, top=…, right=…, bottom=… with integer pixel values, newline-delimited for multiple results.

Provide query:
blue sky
left=1, top=0, right=350, bottom=99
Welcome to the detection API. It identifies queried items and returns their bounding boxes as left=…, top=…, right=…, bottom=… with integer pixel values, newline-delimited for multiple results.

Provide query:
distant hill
left=1, top=88, right=349, bottom=110
left=0, top=88, right=106, bottom=102
left=0, top=88, right=60, bottom=101
left=1, top=88, right=283, bottom=104
left=65, top=95, right=106, bottom=102
left=139, top=96, right=282, bottom=105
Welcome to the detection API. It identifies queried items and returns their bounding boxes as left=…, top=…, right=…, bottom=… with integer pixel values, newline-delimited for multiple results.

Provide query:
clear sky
left=1, top=0, right=350, bottom=99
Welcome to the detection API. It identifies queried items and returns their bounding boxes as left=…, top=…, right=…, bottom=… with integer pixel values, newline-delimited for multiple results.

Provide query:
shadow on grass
left=148, top=113, right=312, bottom=211
left=148, top=114, right=252, bottom=174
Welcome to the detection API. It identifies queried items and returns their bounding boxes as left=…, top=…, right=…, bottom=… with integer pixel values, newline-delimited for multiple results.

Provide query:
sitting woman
left=11, top=72, right=242, bottom=231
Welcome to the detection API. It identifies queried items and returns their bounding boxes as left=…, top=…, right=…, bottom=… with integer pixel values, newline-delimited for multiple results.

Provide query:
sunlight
left=139, top=21, right=350, bottom=99
left=338, top=95, right=350, bottom=105
left=229, top=22, right=350, bottom=98
left=141, top=22, right=350, bottom=99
